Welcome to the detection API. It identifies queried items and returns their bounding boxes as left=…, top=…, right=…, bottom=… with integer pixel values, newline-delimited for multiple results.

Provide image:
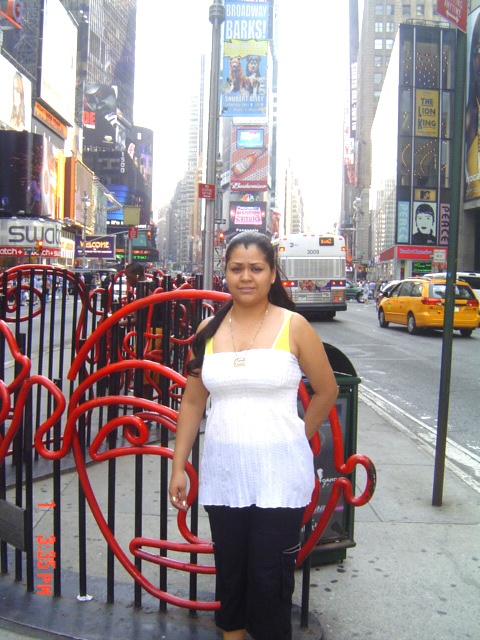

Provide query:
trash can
left=300, top=342, right=361, bottom=566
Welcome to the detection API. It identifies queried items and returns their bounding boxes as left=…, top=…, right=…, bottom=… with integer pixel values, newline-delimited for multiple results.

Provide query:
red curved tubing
left=130, top=537, right=215, bottom=574
left=296, top=403, right=377, bottom=566
left=68, top=289, right=231, bottom=381
left=69, top=431, right=218, bottom=610
left=4, top=374, right=65, bottom=465
left=0, top=320, right=31, bottom=392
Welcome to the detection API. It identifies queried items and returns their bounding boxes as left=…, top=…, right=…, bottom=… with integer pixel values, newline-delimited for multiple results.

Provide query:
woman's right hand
left=169, top=470, right=188, bottom=511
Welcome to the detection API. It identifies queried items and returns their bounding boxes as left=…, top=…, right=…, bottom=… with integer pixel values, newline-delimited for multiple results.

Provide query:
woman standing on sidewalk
left=169, top=231, right=338, bottom=640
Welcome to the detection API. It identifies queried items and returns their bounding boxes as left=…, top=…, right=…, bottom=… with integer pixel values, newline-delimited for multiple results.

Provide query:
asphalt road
left=311, top=300, right=480, bottom=491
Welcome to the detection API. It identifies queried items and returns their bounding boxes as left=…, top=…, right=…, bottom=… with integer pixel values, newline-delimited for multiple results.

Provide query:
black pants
left=205, top=505, right=304, bottom=640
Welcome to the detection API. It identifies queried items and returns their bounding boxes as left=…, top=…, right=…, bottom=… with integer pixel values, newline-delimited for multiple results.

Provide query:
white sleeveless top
left=199, top=310, right=315, bottom=508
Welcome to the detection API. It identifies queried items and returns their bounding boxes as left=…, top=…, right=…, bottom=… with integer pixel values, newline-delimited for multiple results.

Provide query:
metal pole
left=203, top=0, right=225, bottom=290
left=432, top=29, right=467, bottom=507
left=82, top=191, right=91, bottom=270
left=82, top=205, right=87, bottom=269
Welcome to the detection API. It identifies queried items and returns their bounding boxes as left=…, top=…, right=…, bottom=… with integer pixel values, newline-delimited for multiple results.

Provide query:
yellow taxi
left=377, top=277, right=479, bottom=337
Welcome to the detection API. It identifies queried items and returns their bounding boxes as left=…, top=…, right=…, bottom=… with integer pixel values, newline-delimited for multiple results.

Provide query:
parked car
left=377, top=277, right=479, bottom=337
left=345, top=280, right=364, bottom=303
left=375, top=279, right=401, bottom=310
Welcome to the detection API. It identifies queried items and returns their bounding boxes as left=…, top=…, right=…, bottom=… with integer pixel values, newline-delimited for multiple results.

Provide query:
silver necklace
left=229, top=305, right=269, bottom=367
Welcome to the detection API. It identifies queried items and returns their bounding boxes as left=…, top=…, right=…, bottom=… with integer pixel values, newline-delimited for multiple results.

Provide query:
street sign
left=433, top=249, right=447, bottom=263
left=128, top=226, right=138, bottom=238
left=198, top=183, right=215, bottom=199
left=214, top=219, right=226, bottom=224
left=214, top=245, right=223, bottom=271
left=436, top=0, right=467, bottom=33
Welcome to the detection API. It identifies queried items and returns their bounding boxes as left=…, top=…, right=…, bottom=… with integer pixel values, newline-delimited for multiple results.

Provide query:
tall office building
left=166, top=60, right=206, bottom=272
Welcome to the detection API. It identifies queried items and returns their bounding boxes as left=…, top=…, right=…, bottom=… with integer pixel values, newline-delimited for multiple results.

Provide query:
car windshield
left=428, top=283, right=475, bottom=300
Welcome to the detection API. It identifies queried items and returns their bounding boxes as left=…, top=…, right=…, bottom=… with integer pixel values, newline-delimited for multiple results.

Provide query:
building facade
left=0, top=0, right=157, bottom=269
left=343, top=0, right=446, bottom=279
left=370, top=22, right=456, bottom=279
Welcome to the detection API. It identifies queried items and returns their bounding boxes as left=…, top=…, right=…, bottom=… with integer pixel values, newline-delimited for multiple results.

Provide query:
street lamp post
left=203, top=0, right=225, bottom=290
left=82, top=191, right=91, bottom=269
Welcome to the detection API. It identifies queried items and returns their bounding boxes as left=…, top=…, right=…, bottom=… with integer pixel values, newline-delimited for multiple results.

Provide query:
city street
left=312, top=300, right=480, bottom=492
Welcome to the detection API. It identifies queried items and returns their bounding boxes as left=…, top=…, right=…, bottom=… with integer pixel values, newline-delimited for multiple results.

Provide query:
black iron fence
left=0, top=265, right=376, bottom=628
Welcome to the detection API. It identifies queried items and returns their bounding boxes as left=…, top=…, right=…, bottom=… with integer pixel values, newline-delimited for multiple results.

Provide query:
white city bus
left=272, top=233, right=347, bottom=319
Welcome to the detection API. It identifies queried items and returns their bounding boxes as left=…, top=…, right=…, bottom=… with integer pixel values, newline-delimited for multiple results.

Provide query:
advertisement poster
left=0, top=217, right=61, bottom=258
left=230, top=124, right=269, bottom=191
left=396, top=201, right=410, bottom=243
left=438, top=203, right=450, bottom=246
left=415, top=89, right=439, bottom=137
left=313, top=398, right=349, bottom=544
left=229, top=201, right=266, bottom=234
left=221, top=0, right=269, bottom=117
left=0, top=130, right=60, bottom=218
left=0, top=56, right=32, bottom=132
left=83, top=83, right=125, bottom=150
left=465, top=7, right=480, bottom=201
left=411, top=201, right=437, bottom=245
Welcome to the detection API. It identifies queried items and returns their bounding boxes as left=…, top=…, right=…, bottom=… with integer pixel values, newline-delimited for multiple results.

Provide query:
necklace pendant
left=234, top=356, right=246, bottom=367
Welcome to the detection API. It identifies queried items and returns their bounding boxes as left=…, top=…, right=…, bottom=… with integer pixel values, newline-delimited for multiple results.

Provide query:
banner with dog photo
left=221, top=0, right=269, bottom=117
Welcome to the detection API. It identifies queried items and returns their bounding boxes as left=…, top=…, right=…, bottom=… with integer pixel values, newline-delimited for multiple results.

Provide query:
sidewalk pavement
left=0, top=397, right=479, bottom=640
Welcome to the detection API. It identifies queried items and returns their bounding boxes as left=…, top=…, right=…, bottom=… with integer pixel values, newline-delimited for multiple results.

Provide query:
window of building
left=398, top=137, right=412, bottom=186
left=399, top=88, right=412, bottom=134
left=440, top=140, right=451, bottom=188
left=415, top=33, right=440, bottom=88
left=375, top=55, right=383, bottom=67
left=442, top=29, right=456, bottom=90
left=386, top=38, right=394, bottom=50
left=374, top=73, right=383, bottom=85
left=401, top=33, right=413, bottom=85
left=375, top=38, right=383, bottom=50
left=441, top=92, right=453, bottom=139
left=386, top=22, right=395, bottom=33
left=413, top=138, right=438, bottom=188
left=374, top=90, right=382, bottom=100
left=375, top=22, right=384, bottom=33
left=416, top=4, right=425, bottom=16
left=386, top=4, right=395, bottom=15
left=375, top=4, right=383, bottom=15
left=402, top=4, right=410, bottom=16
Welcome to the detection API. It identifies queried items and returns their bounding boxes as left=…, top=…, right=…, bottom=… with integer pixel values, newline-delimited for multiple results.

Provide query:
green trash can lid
left=324, top=342, right=357, bottom=377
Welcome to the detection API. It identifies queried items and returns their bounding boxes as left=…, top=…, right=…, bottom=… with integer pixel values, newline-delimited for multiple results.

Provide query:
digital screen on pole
left=236, top=128, right=264, bottom=149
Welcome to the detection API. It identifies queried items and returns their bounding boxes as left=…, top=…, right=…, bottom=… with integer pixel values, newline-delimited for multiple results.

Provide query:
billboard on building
left=415, top=89, right=439, bottom=137
left=83, top=83, right=126, bottom=150
left=40, top=0, right=77, bottom=125
left=0, top=56, right=32, bottom=132
left=411, top=201, right=437, bottom=245
left=0, top=130, right=61, bottom=218
left=221, top=0, right=269, bottom=117
left=0, top=217, right=62, bottom=258
left=231, top=123, right=269, bottom=191
left=229, top=201, right=266, bottom=234
left=438, top=203, right=450, bottom=246
left=465, top=7, right=480, bottom=201
left=81, top=235, right=116, bottom=259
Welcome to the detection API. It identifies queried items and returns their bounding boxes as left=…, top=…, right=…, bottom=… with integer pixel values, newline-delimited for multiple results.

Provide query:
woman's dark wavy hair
left=187, top=231, right=295, bottom=377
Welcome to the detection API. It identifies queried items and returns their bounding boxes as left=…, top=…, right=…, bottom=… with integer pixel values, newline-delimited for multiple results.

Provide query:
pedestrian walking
left=169, top=231, right=338, bottom=640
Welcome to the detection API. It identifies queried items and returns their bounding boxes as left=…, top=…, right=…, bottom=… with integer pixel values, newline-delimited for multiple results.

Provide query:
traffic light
left=35, top=240, right=43, bottom=253
left=217, top=231, right=225, bottom=244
